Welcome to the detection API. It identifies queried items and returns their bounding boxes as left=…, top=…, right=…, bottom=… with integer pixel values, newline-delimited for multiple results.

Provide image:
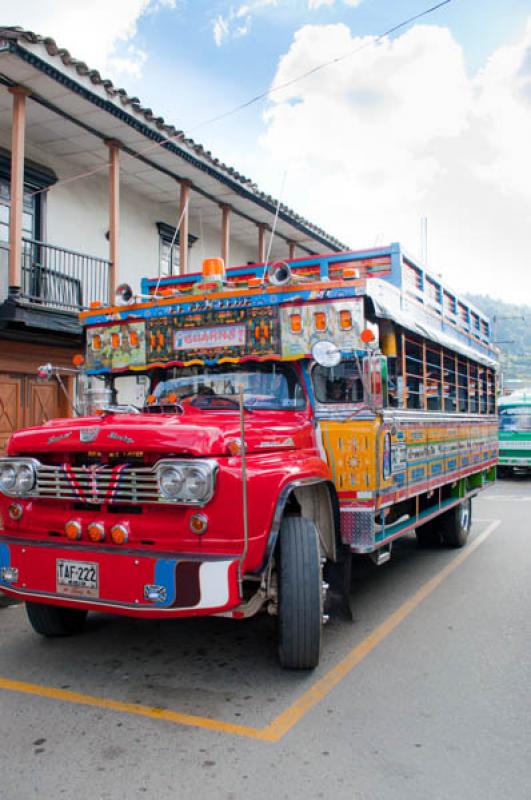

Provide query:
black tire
left=415, top=519, right=442, bottom=547
left=440, top=498, right=472, bottom=548
left=497, top=466, right=509, bottom=479
left=278, top=516, right=322, bottom=670
left=26, top=602, right=88, bottom=637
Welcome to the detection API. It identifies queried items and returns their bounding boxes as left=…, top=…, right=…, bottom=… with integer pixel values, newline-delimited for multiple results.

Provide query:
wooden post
left=221, top=204, right=230, bottom=266
left=179, top=180, right=191, bottom=275
left=288, top=241, right=296, bottom=260
left=8, top=86, right=31, bottom=294
left=258, top=224, right=266, bottom=263
left=106, top=139, right=120, bottom=298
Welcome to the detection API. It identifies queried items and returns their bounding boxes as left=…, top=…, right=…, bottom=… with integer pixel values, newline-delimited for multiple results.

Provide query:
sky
left=3, top=0, right=531, bottom=304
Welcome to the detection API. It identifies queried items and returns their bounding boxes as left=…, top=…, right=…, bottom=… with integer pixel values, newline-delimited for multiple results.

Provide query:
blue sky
left=7, top=0, right=531, bottom=302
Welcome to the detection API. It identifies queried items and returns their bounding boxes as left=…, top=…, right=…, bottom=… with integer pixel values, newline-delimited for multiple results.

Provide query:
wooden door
left=0, top=375, right=61, bottom=454
left=27, top=380, right=59, bottom=427
left=0, top=377, right=23, bottom=454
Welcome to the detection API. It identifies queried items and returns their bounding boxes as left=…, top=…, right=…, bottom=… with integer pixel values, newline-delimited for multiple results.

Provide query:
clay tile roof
left=0, top=25, right=348, bottom=249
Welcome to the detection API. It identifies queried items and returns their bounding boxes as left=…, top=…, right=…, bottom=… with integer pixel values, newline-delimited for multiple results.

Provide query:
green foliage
left=466, top=294, right=531, bottom=389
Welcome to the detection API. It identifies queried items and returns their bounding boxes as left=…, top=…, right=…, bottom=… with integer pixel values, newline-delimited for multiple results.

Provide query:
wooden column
left=8, top=86, right=31, bottom=293
left=221, top=204, right=230, bottom=266
left=258, top=224, right=266, bottom=263
left=106, top=139, right=120, bottom=297
left=288, top=241, right=296, bottom=260
left=178, top=180, right=191, bottom=275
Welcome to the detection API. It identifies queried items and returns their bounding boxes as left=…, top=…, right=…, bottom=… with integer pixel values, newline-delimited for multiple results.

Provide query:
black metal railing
left=0, top=238, right=111, bottom=312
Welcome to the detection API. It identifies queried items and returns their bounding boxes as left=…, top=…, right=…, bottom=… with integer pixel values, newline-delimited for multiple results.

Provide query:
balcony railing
left=0, top=238, right=111, bottom=312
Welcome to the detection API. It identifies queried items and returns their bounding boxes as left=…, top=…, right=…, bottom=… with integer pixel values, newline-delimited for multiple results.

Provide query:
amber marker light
left=87, top=522, right=105, bottom=542
left=8, top=503, right=23, bottom=521
left=189, top=513, right=208, bottom=535
left=290, top=314, right=302, bottom=333
left=110, top=524, right=128, bottom=545
left=65, top=520, right=82, bottom=540
left=360, top=327, right=376, bottom=344
left=92, top=334, right=102, bottom=350
left=339, top=310, right=352, bottom=330
left=89, top=300, right=102, bottom=309
left=72, top=353, right=85, bottom=368
left=314, top=311, right=327, bottom=331
left=111, top=332, right=121, bottom=349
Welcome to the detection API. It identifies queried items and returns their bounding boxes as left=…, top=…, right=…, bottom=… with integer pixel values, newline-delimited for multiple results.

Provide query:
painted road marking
left=0, top=520, right=500, bottom=742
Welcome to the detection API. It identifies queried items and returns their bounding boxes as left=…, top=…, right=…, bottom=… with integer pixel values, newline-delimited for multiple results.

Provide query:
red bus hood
left=7, top=409, right=315, bottom=457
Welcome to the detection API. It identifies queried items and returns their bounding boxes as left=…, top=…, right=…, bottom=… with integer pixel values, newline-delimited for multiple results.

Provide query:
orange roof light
left=339, top=310, right=352, bottom=330
left=89, top=301, right=102, bottom=309
left=202, top=257, right=225, bottom=280
left=290, top=314, right=302, bottom=333
left=360, top=327, right=376, bottom=344
left=343, top=267, right=360, bottom=279
left=314, top=311, right=327, bottom=331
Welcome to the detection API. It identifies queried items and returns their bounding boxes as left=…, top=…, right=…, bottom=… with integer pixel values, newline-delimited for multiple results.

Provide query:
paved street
left=1, top=476, right=530, bottom=800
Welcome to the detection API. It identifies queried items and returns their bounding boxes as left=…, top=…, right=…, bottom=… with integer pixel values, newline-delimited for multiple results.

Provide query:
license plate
left=56, top=559, right=99, bottom=598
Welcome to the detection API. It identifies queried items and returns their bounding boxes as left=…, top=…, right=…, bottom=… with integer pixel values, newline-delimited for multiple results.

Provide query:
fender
left=251, top=476, right=338, bottom=576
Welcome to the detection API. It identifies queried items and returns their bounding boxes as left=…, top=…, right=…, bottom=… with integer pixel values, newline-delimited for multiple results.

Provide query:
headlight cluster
left=0, top=459, right=37, bottom=497
left=156, top=459, right=217, bottom=505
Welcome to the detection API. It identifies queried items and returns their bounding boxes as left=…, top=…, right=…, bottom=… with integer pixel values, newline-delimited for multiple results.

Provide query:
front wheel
left=440, top=498, right=472, bottom=548
left=26, top=602, right=88, bottom=637
left=277, top=516, right=323, bottom=670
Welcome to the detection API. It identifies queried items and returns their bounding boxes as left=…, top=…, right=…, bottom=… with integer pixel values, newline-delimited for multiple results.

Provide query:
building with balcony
left=0, top=26, right=347, bottom=452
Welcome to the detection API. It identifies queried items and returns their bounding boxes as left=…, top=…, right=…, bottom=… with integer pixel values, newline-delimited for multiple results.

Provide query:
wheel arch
left=254, top=477, right=339, bottom=575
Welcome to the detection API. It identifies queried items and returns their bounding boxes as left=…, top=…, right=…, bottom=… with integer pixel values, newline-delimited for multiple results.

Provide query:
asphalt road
left=0, top=476, right=530, bottom=800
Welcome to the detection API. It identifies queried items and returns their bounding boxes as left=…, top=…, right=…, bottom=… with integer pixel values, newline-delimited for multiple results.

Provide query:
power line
left=192, top=0, right=452, bottom=131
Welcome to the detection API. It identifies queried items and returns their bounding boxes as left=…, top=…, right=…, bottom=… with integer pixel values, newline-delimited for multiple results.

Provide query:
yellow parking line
left=0, top=520, right=499, bottom=742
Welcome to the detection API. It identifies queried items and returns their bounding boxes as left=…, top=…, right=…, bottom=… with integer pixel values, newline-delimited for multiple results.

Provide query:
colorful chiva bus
left=498, top=390, right=531, bottom=476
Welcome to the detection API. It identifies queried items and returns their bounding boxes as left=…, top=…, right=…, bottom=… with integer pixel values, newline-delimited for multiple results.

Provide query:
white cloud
left=3, top=0, right=176, bottom=78
left=259, top=20, right=531, bottom=302
left=212, top=0, right=363, bottom=47
left=213, top=0, right=279, bottom=47
left=309, top=0, right=363, bottom=8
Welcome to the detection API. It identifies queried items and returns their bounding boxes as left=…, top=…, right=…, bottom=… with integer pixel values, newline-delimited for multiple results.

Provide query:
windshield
left=499, top=406, right=531, bottom=432
left=90, top=362, right=306, bottom=412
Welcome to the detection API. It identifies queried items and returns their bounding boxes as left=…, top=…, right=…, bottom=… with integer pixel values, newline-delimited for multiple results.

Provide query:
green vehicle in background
left=498, top=390, right=531, bottom=477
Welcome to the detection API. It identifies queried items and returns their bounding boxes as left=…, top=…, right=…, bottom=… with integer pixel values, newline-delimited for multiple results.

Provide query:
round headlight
left=159, top=466, right=184, bottom=498
left=0, top=464, right=17, bottom=494
left=184, top=467, right=209, bottom=501
left=15, top=464, right=35, bottom=495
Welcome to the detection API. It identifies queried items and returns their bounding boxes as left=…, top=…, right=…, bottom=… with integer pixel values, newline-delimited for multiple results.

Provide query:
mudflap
left=323, top=545, right=353, bottom=621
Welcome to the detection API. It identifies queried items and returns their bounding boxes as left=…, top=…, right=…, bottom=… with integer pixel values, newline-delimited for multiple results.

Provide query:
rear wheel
left=277, top=516, right=323, bottom=670
left=26, top=602, right=88, bottom=637
left=440, top=498, right=472, bottom=548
